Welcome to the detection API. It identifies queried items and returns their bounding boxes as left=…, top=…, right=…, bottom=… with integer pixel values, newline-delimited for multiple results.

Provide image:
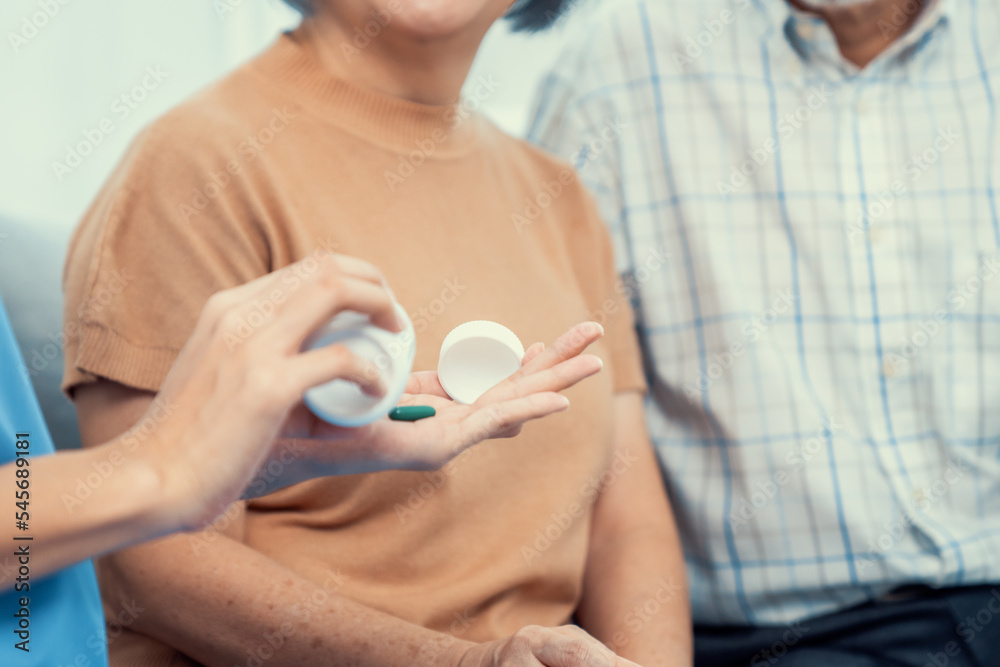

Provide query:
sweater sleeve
left=61, top=112, right=271, bottom=396
left=571, top=189, right=648, bottom=396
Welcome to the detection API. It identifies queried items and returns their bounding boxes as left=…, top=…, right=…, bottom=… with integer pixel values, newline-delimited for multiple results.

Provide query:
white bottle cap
left=438, top=321, right=525, bottom=405
left=304, top=303, right=415, bottom=427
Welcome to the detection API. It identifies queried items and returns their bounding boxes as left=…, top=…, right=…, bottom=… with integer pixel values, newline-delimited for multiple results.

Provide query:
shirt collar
left=760, top=0, right=952, bottom=75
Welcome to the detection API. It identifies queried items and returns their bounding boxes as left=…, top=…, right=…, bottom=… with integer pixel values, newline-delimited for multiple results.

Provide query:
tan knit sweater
left=62, top=26, right=645, bottom=666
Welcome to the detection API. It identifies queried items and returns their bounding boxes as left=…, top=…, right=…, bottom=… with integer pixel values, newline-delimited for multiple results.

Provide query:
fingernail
left=390, top=301, right=405, bottom=332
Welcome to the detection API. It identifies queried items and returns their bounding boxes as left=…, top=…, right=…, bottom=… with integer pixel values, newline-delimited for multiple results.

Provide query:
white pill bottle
left=303, top=303, right=416, bottom=427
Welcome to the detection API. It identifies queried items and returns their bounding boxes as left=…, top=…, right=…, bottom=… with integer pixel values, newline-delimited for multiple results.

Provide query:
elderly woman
left=61, top=1, right=691, bottom=666
left=1, top=251, right=606, bottom=667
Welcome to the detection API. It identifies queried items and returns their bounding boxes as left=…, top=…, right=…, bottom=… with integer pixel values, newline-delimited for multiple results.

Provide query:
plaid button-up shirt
left=529, top=0, right=1000, bottom=625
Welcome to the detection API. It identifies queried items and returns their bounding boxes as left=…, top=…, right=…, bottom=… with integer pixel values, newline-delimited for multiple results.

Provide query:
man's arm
left=577, top=391, right=692, bottom=666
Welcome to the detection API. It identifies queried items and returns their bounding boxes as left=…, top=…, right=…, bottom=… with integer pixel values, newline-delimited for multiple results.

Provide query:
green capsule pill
left=389, top=406, right=436, bottom=422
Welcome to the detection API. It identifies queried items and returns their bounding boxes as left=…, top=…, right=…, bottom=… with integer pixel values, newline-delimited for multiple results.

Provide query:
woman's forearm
left=1, top=438, right=175, bottom=587
left=578, top=526, right=691, bottom=666
left=99, top=530, right=475, bottom=667
left=577, top=392, right=692, bottom=666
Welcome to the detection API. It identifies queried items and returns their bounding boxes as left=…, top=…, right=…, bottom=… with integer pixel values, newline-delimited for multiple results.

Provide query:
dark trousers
left=695, top=585, right=1000, bottom=667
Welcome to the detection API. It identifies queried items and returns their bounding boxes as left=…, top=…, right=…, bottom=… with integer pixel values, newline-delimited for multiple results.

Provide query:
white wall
left=1, top=0, right=597, bottom=234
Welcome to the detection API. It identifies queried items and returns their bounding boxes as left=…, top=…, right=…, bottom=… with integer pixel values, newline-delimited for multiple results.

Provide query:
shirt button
left=856, top=99, right=870, bottom=114
left=798, top=22, right=816, bottom=40
left=882, top=359, right=899, bottom=377
left=870, top=226, right=885, bottom=243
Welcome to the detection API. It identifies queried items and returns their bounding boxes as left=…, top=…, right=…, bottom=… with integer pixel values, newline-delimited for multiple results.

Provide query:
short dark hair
left=278, top=1, right=574, bottom=32
left=281, top=0, right=313, bottom=15
left=505, top=0, right=575, bottom=32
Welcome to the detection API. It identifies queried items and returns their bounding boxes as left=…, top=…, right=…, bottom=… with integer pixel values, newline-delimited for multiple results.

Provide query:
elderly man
left=530, top=0, right=1000, bottom=664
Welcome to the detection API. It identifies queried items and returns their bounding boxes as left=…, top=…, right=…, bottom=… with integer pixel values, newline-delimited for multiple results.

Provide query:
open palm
left=257, top=322, right=605, bottom=489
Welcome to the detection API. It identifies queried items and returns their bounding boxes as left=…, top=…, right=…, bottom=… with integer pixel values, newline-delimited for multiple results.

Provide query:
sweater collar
left=250, top=25, right=481, bottom=157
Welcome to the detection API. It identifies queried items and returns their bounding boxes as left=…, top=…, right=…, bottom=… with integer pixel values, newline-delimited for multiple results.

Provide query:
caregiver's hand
left=253, top=320, right=605, bottom=493
left=133, top=251, right=402, bottom=530
left=454, top=625, right=644, bottom=667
